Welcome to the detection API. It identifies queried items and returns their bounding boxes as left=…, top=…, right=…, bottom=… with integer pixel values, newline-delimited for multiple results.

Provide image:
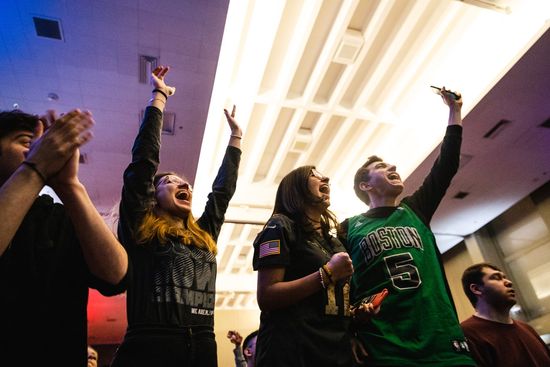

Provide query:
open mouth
left=175, top=191, right=190, bottom=201
left=388, top=172, right=400, bottom=180
left=319, top=184, right=330, bottom=194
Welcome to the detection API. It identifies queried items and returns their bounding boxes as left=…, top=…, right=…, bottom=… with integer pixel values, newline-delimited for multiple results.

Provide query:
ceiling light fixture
left=456, top=0, right=512, bottom=14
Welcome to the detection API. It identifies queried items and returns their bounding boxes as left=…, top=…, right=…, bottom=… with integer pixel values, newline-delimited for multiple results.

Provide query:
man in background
left=88, top=345, right=99, bottom=367
left=461, top=262, right=550, bottom=367
left=0, top=109, right=127, bottom=365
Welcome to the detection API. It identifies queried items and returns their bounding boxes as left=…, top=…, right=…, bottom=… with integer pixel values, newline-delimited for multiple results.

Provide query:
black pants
left=110, top=327, right=217, bottom=367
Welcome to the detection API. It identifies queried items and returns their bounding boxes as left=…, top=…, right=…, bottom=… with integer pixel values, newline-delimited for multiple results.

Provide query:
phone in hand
left=430, top=85, right=460, bottom=100
left=353, top=288, right=389, bottom=308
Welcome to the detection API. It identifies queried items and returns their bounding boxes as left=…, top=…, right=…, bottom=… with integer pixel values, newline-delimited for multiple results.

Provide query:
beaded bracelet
left=22, top=161, right=47, bottom=183
left=319, top=268, right=326, bottom=289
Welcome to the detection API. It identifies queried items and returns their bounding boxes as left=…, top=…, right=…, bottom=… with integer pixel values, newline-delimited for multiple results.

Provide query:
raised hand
left=439, top=86, right=462, bottom=108
left=151, top=65, right=176, bottom=96
left=48, top=149, right=81, bottom=190
left=439, top=86, right=463, bottom=126
left=25, top=109, right=94, bottom=182
left=227, top=330, right=243, bottom=346
left=224, top=105, right=242, bottom=138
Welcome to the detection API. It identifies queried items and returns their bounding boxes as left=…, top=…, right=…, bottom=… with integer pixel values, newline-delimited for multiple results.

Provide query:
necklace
left=307, top=231, right=334, bottom=260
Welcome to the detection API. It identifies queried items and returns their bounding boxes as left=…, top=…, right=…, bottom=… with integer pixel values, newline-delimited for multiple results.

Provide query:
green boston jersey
left=347, top=203, right=474, bottom=366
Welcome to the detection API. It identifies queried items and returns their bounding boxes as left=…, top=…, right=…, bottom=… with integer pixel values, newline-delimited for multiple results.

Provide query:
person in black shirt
left=252, top=166, right=355, bottom=367
left=0, top=109, right=128, bottom=365
left=110, top=66, right=242, bottom=367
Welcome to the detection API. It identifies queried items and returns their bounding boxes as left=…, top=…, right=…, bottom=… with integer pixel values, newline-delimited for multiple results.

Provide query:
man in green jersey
left=341, top=87, right=475, bottom=366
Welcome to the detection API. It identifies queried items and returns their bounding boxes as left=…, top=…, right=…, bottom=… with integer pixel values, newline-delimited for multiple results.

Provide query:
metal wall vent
left=140, top=110, right=176, bottom=135
left=139, top=55, right=158, bottom=84
left=483, top=119, right=511, bottom=139
left=79, top=152, right=88, bottom=164
left=453, top=191, right=470, bottom=199
left=33, top=16, right=63, bottom=40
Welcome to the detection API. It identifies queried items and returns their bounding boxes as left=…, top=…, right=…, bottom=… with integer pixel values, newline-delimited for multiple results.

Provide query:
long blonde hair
left=137, top=210, right=217, bottom=254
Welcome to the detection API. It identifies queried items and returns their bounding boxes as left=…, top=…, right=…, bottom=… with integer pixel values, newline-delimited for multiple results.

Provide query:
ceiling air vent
left=333, top=29, right=364, bottom=65
left=33, top=16, right=63, bottom=40
left=483, top=119, right=511, bottom=139
left=140, top=110, right=176, bottom=135
left=290, top=128, right=312, bottom=153
left=139, top=55, right=158, bottom=84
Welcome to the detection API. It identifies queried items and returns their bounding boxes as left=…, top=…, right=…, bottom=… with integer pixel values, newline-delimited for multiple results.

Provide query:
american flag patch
left=259, top=240, right=280, bottom=258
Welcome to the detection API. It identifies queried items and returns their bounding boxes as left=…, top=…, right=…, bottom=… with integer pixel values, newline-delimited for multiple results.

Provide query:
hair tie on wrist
left=152, top=88, right=168, bottom=100
left=22, top=161, right=47, bottom=183
left=230, top=134, right=242, bottom=139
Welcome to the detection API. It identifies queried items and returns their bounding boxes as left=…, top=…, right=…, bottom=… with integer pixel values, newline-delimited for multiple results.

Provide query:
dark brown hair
left=353, top=155, right=383, bottom=205
left=273, top=165, right=339, bottom=234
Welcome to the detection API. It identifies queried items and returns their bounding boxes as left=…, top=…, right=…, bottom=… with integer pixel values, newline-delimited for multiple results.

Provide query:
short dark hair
left=353, top=155, right=383, bottom=205
left=461, top=262, right=501, bottom=308
left=243, top=329, right=258, bottom=351
left=0, top=110, right=38, bottom=141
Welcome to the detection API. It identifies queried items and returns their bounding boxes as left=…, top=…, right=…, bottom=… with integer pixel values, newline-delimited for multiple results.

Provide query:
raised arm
left=196, top=106, right=242, bottom=239
left=406, top=87, right=463, bottom=222
left=118, top=66, right=175, bottom=245
left=47, top=112, right=128, bottom=285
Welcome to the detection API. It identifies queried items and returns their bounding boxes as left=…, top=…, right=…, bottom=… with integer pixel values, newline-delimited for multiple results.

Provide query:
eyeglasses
left=156, top=175, right=193, bottom=191
left=310, top=169, right=329, bottom=182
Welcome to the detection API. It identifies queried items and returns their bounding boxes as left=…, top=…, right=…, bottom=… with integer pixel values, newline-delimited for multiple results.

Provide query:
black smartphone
left=430, top=85, right=460, bottom=100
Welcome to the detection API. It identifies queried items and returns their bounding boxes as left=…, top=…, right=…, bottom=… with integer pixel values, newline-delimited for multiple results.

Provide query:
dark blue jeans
left=110, top=327, right=217, bottom=367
